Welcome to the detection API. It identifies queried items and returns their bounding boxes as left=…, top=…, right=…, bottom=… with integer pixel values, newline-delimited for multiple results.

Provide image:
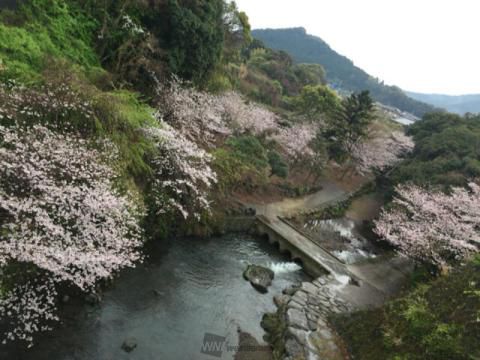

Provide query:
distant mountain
left=252, top=27, right=435, bottom=117
left=405, top=92, right=480, bottom=115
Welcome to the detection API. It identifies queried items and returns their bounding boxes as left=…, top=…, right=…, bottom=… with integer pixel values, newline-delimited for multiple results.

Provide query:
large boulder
left=243, top=265, right=274, bottom=293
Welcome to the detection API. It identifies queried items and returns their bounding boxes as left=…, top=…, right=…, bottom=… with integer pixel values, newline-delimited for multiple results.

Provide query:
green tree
left=324, top=90, right=374, bottom=163
left=293, top=84, right=339, bottom=120
left=392, top=112, right=480, bottom=187
left=293, top=63, right=327, bottom=87
left=226, top=135, right=268, bottom=171
left=222, top=1, right=252, bottom=62
left=167, top=0, right=225, bottom=84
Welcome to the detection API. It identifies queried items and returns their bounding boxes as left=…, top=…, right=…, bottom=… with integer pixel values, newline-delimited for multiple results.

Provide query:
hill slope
left=406, top=91, right=480, bottom=115
left=252, top=27, right=435, bottom=117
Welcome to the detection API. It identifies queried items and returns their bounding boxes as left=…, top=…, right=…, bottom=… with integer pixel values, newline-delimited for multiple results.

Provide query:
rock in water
left=243, top=265, right=274, bottom=293
left=85, top=293, right=101, bottom=305
left=121, top=338, right=138, bottom=353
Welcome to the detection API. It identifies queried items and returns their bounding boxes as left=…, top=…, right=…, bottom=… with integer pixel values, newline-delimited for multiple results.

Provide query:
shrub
left=0, top=0, right=99, bottom=81
left=226, top=135, right=268, bottom=171
left=268, top=151, right=288, bottom=178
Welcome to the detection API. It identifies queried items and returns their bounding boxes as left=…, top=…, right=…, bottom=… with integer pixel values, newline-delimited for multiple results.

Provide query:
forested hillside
left=253, top=27, right=435, bottom=117
left=407, top=91, right=480, bottom=114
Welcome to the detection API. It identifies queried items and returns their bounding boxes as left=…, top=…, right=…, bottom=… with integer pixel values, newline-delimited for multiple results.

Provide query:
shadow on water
left=1, top=234, right=309, bottom=360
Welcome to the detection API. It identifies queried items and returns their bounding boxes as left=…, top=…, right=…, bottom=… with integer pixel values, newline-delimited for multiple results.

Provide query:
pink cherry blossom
left=0, top=125, right=143, bottom=289
left=270, top=123, right=318, bottom=162
left=0, top=124, right=144, bottom=345
left=144, top=122, right=217, bottom=219
left=0, top=277, right=59, bottom=347
left=155, top=79, right=280, bottom=145
left=353, top=131, right=414, bottom=175
left=374, top=182, right=480, bottom=268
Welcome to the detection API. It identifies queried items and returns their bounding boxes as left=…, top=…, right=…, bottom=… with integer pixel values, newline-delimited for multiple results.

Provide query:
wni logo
left=200, top=333, right=227, bottom=358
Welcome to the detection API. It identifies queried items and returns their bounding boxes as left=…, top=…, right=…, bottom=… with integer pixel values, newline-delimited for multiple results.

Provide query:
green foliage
left=261, top=305, right=288, bottom=359
left=226, top=135, right=269, bottom=170
left=392, top=112, right=480, bottom=187
left=324, top=90, right=375, bottom=163
left=332, top=259, right=480, bottom=359
left=222, top=1, right=252, bottom=63
left=93, top=90, right=157, bottom=178
left=167, top=0, right=225, bottom=84
left=268, top=151, right=288, bottom=178
left=212, top=147, right=266, bottom=194
left=231, top=42, right=329, bottom=107
left=291, top=84, right=339, bottom=119
left=0, top=0, right=99, bottom=81
left=292, top=63, right=326, bottom=87
left=213, top=136, right=270, bottom=193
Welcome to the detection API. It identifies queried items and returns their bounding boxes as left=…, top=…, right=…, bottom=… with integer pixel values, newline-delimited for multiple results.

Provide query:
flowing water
left=1, top=234, right=308, bottom=360
left=301, top=192, right=387, bottom=265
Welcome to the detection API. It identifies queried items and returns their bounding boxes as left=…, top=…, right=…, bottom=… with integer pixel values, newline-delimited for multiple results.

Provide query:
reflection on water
left=1, top=234, right=308, bottom=360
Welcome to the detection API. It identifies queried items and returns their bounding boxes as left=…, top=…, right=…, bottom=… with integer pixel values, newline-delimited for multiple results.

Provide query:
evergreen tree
left=324, top=90, right=375, bottom=162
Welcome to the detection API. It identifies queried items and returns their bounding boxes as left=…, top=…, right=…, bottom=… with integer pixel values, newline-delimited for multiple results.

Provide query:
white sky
left=235, top=0, right=480, bottom=95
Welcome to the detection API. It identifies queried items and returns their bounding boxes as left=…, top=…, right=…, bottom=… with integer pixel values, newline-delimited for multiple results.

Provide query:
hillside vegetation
left=253, top=27, right=435, bottom=117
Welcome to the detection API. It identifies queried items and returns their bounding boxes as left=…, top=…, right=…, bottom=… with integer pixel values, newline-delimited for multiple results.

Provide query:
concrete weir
left=256, top=214, right=355, bottom=280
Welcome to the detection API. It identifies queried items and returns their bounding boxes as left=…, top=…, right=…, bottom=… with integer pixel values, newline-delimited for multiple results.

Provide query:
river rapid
left=2, top=234, right=308, bottom=360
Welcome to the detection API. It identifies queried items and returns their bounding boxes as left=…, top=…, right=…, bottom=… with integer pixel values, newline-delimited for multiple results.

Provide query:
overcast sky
left=235, top=0, right=480, bottom=95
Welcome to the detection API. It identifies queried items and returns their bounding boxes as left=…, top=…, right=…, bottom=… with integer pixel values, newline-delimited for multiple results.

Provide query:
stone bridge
left=256, top=214, right=356, bottom=280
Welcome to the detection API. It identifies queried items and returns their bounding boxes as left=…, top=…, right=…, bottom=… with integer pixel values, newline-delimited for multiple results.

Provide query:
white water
left=306, top=219, right=356, bottom=238
left=334, top=249, right=377, bottom=264
left=268, top=262, right=302, bottom=274
left=329, top=273, right=352, bottom=293
left=333, top=274, right=351, bottom=286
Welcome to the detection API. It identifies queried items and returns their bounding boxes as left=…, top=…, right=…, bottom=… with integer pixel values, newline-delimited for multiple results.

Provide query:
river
left=1, top=234, right=308, bottom=360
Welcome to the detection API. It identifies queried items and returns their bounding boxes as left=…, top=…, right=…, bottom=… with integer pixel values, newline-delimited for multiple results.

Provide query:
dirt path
left=247, top=180, right=348, bottom=218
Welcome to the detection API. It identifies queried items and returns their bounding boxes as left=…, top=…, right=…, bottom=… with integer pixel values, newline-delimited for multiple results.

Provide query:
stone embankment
left=266, top=274, right=350, bottom=360
left=266, top=254, right=413, bottom=359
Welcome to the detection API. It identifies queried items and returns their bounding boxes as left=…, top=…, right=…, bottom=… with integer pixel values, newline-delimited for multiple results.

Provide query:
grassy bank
left=332, top=257, right=480, bottom=360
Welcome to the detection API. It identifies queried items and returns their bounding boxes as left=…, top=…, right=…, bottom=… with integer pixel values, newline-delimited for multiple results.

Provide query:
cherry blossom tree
left=218, top=92, right=279, bottom=135
left=0, top=124, right=143, bottom=345
left=155, top=79, right=231, bottom=145
left=374, top=182, right=480, bottom=268
left=144, top=122, right=217, bottom=220
left=155, top=79, right=280, bottom=145
left=0, top=277, right=59, bottom=347
left=0, top=81, right=94, bottom=132
left=354, top=131, right=414, bottom=175
left=271, top=123, right=319, bottom=163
